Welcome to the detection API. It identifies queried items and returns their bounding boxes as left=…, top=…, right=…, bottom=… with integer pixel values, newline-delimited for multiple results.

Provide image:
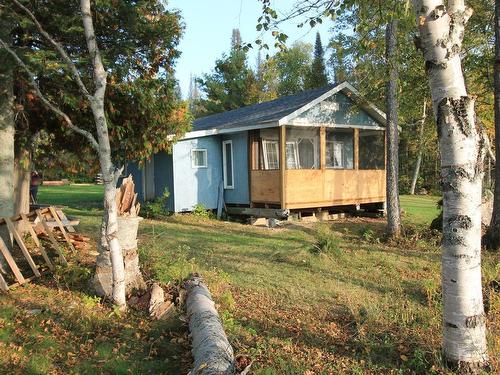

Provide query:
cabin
left=128, top=82, right=387, bottom=216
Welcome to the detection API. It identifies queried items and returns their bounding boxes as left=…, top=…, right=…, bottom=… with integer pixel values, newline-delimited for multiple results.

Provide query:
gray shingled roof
left=192, top=85, right=335, bottom=131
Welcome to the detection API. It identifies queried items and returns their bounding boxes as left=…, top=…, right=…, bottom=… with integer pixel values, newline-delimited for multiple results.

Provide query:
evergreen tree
left=197, top=30, right=257, bottom=115
left=306, top=32, right=329, bottom=89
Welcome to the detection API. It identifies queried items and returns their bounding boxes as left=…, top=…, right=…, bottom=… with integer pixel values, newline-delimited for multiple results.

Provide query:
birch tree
left=0, top=0, right=127, bottom=308
left=409, top=100, right=427, bottom=195
left=412, top=0, right=489, bottom=371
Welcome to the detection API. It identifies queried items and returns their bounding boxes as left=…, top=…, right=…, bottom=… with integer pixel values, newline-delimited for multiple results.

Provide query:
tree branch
left=81, top=0, right=107, bottom=101
left=0, top=38, right=99, bottom=151
left=9, top=0, right=93, bottom=102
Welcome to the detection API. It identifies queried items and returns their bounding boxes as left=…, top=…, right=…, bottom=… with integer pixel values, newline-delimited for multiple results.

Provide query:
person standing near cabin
left=30, top=171, right=41, bottom=203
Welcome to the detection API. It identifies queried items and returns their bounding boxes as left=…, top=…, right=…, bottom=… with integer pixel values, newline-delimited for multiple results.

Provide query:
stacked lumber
left=116, top=175, right=140, bottom=217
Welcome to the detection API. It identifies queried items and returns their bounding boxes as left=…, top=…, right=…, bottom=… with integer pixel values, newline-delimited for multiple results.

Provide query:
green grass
left=2, top=185, right=497, bottom=374
left=400, top=194, right=440, bottom=225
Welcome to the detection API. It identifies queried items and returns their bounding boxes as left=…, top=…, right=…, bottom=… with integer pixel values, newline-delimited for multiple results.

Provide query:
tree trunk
left=485, top=0, right=500, bottom=251
left=0, top=22, right=14, bottom=219
left=410, top=101, right=427, bottom=195
left=13, top=150, right=31, bottom=216
left=385, top=19, right=401, bottom=238
left=81, top=0, right=126, bottom=308
left=412, top=0, right=489, bottom=371
left=185, top=276, right=235, bottom=375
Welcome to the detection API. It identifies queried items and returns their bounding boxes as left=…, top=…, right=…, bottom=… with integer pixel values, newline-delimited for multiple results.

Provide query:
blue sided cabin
left=128, top=81, right=387, bottom=215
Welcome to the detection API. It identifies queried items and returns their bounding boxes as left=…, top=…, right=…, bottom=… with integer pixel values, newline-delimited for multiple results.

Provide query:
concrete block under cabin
left=129, top=82, right=387, bottom=218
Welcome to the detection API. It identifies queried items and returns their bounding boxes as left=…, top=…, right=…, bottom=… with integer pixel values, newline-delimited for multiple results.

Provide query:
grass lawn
left=1, top=185, right=498, bottom=374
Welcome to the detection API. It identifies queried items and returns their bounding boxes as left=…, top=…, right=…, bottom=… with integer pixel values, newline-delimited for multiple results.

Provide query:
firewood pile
left=68, top=233, right=91, bottom=250
left=115, top=175, right=140, bottom=217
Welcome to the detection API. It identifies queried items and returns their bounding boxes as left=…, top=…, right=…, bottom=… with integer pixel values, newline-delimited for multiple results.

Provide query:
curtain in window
left=326, top=129, right=354, bottom=169
left=286, top=127, right=320, bottom=169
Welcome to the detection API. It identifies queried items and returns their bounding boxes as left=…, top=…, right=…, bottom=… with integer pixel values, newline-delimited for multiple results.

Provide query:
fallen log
left=185, top=276, right=235, bottom=375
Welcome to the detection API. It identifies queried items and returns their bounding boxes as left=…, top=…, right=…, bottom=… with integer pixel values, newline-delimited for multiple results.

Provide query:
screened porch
left=248, top=125, right=386, bottom=210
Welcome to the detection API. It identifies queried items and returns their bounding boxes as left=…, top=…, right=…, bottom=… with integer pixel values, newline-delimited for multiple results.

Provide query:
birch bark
left=385, top=19, right=402, bottom=237
left=412, top=0, right=488, bottom=371
left=81, top=0, right=126, bottom=308
left=410, top=101, right=427, bottom=195
left=485, top=0, right=500, bottom=251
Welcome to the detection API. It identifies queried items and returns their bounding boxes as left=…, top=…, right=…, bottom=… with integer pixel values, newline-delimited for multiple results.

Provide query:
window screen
left=286, top=127, right=320, bottom=169
left=251, top=128, right=280, bottom=170
left=359, top=130, right=385, bottom=170
left=191, top=149, right=207, bottom=168
left=326, top=129, right=354, bottom=169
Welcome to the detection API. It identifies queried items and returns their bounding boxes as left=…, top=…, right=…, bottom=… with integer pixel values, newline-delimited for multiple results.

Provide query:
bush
left=143, top=188, right=171, bottom=219
left=192, top=203, right=215, bottom=219
left=312, top=223, right=341, bottom=255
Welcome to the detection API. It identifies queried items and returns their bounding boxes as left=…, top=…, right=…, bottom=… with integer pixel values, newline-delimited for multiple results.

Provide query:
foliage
left=311, top=223, right=341, bottom=255
left=143, top=188, right=171, bottom=219
left=305, top=32, right=329, bottom=89
left=191, top=203, right=215, bottom=219
left=196, top=45, right=258, bottom=116
left=3, top=0, right=191, bottom=168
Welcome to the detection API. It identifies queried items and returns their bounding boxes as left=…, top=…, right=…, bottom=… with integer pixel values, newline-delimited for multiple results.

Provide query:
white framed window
left=222, top=140, right=234, bottom=189
left=285, top=141, right=299, bottom=169
left=191, top=148, right=208, bottom=168
left=262, top=140, right=280, bottom=170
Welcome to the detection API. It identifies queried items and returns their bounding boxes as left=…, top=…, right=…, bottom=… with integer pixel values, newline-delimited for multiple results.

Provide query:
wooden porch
left=249, top=126, right=386, bottom=210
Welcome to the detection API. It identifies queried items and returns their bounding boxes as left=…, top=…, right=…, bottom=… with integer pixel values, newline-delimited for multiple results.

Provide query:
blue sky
left=168, top=0, right=332, bottom=98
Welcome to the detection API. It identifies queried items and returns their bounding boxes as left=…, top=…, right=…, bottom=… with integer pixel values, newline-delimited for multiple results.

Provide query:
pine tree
left=306, top=32, right=329, bottom=89
left=231, top=28, right=242, bottom=50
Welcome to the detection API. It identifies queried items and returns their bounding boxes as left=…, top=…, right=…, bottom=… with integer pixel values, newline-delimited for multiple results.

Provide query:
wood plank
left=48, top=207, right=76, bottom=252
left=54, top=208, right=76, bottom=232
left=226, top=207, right=289, bottom=219
left=0, top=237, right=25, bottom=284
left=0, top=273, right=9, bottom=292
left=35, top=210, right=68, bottom=266
left=279, top=125, right=286, bottom=209
left=8, top=275, right=36, bottom=289
left=354, top=128, right=360, bottom=170
left=250, top=170, right=280, bottom=203
left=5, top=218, right=41, bottom=277
left=20, top=214, right=54, bottom=271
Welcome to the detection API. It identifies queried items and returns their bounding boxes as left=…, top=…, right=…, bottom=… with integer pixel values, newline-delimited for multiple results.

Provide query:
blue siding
left=222, top=132, right=250, bottom=205
left=297, top=92, right=380, bottom=127
left=126, top=162, right=143, bottom=201
left=172, top=136, right=223, bottom=212
left=154, top=152, right=175, bottom=211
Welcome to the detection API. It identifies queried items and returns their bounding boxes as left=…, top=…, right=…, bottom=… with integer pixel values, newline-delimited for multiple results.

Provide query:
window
left=250, top=128, right=280, bottom=170
left=286, top=127, right=320, bottom=169
left=222, top=140, right=234, bottom=189
left=191, top=149, right=207, bottom=168
left=262, top=140, right=280, bottom=170
left=326, top=129, right=354, bottom=169
left=285, top=141, right=299, bottom=169
left=359, top=130, right=385, bottom=170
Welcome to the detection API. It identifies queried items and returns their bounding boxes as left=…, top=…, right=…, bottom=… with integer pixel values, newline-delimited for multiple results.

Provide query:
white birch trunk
left=185, top=276, right=235, bottom=375
left=412, top=0, right=488, bottom=371
left=81, top=0, right=126, bottom=308
left=410, top=101, right=427, bottom=195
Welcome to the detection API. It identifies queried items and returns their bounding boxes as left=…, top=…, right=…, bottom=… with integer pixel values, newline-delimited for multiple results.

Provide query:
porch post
left=280, top=125, right=286, bottom=209
left=354, top=128, right=360, bottom=170
left=320, top=127, right=326, bottom=170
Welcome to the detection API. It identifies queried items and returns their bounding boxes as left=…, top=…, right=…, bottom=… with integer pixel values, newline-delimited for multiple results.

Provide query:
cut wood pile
left=116, top=175, right=140, bottom=217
